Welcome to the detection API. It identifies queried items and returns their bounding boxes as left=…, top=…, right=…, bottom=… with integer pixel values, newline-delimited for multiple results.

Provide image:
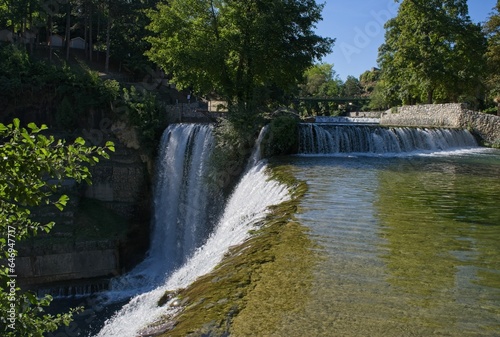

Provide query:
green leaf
left=105, top=141, right=115, bottom=152
left=27, top=122, right=39, bottom=132
left=74, top=137, right=85, bottom=146
left=55, top=195, right=69, bottom=211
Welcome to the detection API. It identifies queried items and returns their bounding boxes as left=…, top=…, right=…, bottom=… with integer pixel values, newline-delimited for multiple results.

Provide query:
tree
left=146, top=0, right=333, bottom=112
left=0, top=119, right=114, bottom=336
left=484, top=2, right=500, bottom=115
left=297, top=63, right=343, bottom=115
left=359, top=67, right=381, bottom=97
left=342, top=75, right=362, bottom=97
left=299, top=63, right=342, bottom=97
left=378, top=0, right=487, bottom=105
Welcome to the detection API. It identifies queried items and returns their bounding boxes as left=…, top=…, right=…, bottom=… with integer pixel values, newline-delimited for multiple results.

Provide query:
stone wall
left=458, top=110, right=500, bottom=147
left=347, top=111, right=382, bottom=118
left=17, top=241, right=119, bottom=286
left=381, top=103, right=500, bottom=146
left=18, top=126, right=152, bottom=287
left=84, top=129, right=151, bottom=217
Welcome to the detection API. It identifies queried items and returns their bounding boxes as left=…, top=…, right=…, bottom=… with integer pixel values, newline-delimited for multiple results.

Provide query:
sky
left=315, top=0, right=498, bottom=81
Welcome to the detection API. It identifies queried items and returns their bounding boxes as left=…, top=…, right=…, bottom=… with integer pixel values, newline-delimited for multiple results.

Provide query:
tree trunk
left=89, top=2, right=93, bottom=62
left=96, top=8, right=100, bottom=62
left=84, top=1, right=88, bottom=58
left=48, top=15, right=52, bottom=62
left=65, top=2, right=71, bottom=61
left=105, top=11, right=111, bottom=72
left=427, top=89, right=433, bottom=104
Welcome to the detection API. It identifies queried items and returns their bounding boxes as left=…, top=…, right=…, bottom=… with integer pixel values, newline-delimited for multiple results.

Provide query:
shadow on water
left=45, top=296, right=127, bottom=337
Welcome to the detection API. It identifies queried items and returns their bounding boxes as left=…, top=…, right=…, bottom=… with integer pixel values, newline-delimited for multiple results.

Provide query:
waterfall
left=96, top=163, right=290, bottom=337
left=96, top=125, right=290, bottom=336
left=150, top=124, right=216, bottom=273
left=106, top=124, right=218, bottom=300
left=299, top=124, right=478, bottom=155
left=245, top=124, right=269, bottom=172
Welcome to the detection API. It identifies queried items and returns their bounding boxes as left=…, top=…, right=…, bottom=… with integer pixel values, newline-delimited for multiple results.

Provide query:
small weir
left=299, top=123, right=478, bottom=154
left=36, top=279, right=110, bottom=298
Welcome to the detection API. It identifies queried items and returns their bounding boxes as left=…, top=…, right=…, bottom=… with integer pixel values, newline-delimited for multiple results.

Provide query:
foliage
left=484, top=2, right=500, bottom=115
left=299, top=63, right=342, bottom=97
left=146, top=0, right=333, bottom=112
left=0, top=45, right=120, bottom=128
left=342, top=75, right=362, bottom=98
left=0, top=119, right=114, bottom=336
left=118, top=86, right=167, bottom=151
left=359, top=68, right=383, bottom=110
left=359, top=68, right=381, bottom=96
left=296, top=63, right=343, bottom=116
left=108, top=0, right=160, bottom=76
left=262, top=115, right=299, bottom=157
left=378, top=0, right=487, bottom=105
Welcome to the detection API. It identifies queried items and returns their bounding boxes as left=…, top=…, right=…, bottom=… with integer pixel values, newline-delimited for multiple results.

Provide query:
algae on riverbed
left=149, top=165, right=318, bottom=336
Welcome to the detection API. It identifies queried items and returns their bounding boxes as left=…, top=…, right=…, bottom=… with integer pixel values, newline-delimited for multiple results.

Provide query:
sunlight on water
left=278, top=150, right=500, bottom=336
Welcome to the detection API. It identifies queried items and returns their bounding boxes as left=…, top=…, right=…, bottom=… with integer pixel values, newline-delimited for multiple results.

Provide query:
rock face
left=381, top=103, right=500, bottom=146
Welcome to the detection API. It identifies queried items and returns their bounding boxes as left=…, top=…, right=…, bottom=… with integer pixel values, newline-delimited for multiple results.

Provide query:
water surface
left=275, top=150, right=500, bottom=336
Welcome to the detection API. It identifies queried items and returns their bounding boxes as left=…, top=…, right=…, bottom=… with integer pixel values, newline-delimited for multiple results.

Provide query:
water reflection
left=277, top=151, right=500, bottom=336
left=376, top=155, right=500, bottom=335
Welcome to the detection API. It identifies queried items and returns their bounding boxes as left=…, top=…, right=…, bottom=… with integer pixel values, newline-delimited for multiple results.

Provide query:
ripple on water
left=275, top=154, right=500, bottom=337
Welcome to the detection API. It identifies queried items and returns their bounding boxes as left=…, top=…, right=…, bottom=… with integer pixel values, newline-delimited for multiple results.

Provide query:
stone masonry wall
left=84, top=127, right=151, bottom=217
left=17, top=241, right=119, bottom=286
left=18, top=126, right=152, bottom=287
left=381, top=103, right=500, bottom=146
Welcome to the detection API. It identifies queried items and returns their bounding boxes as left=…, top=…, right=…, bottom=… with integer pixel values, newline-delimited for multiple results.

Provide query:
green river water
left=271, top=150, right=500, bottom=336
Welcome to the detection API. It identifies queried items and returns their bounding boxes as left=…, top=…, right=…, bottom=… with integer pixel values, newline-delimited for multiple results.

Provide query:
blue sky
left=315, top=0, right=497, bottom=81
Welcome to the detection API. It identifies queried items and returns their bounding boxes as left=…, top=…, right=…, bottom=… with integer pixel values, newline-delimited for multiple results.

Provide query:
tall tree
left=146, top=0, right=333, bottom=112
left=378, top=0, right=486, bottom=105
left=342, top=75, right=362, bottom=97
left=299, top=63, right=342, bottom=97
left=297, top=63, right=343, bottom=116
left=108, top=0, right=159, bottom=75
left=484, top=2, right=500, bottom=115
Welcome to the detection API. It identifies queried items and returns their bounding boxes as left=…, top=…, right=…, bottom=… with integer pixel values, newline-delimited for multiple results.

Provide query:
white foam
left=95, top=163, right=290, bottom=337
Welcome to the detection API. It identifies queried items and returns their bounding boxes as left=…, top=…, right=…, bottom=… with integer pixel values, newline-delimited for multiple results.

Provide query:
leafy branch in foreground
left=0, top=118, right=114, bottom=336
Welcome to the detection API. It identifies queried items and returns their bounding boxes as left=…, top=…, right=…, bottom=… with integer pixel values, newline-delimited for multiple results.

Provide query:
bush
left=262, top=115, right=299, bottom=157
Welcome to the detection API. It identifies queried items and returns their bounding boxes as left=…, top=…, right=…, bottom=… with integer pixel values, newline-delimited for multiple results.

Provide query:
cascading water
left=299, top=123, right=478, bottom=155
left=96, top=125, right=290, bottom=336
left=106, top=124, right=219, bottom=300
left=150, top=124, right=216, bottom=273
left=245, top=124, right=269, bottom=172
